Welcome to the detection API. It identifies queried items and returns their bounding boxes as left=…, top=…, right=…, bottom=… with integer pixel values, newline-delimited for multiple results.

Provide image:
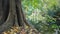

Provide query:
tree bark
left=0, top=0, right=16, bottom=33
left=0, top=0, right=35, bottom=33
left=0, top=0, right=40, bottom=34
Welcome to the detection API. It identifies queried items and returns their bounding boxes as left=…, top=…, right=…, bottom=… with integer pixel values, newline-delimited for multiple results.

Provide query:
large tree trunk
left=0, top=0, right=35, bottom=33
left=0, top=0, right=37, bottom=34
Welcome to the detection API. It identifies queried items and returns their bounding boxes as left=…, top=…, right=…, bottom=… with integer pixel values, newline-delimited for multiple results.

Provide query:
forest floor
left=3, top=26, right=41, bottom=34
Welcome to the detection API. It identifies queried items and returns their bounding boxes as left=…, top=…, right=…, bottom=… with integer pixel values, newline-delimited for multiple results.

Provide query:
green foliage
left=22, top=0, right=60, bottom=34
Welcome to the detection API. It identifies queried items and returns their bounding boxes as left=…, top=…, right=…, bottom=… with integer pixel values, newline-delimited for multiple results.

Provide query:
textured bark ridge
left=0, top=0, right=16, bottom=33
left=0, top=0, right=38, bottom=34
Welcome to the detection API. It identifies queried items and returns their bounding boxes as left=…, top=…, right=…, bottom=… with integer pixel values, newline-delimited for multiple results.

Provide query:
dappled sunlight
left=3, top=26, right=41, bottom=34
